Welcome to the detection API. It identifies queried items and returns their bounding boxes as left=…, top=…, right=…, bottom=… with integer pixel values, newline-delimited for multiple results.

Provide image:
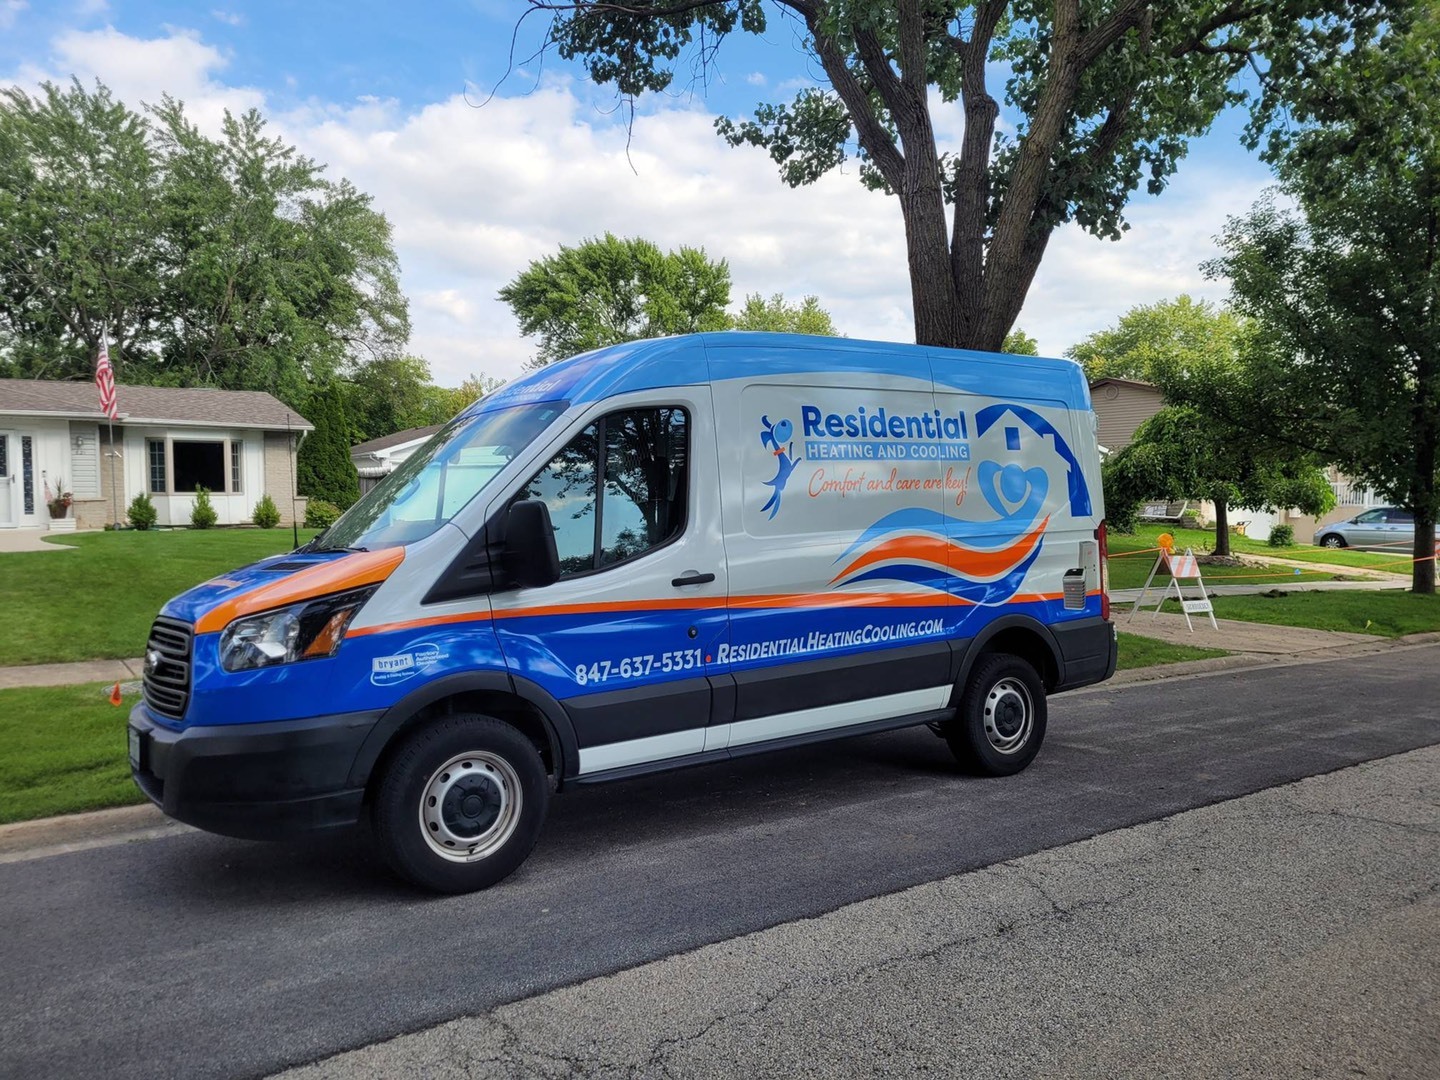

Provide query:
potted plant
left=45, top=478, right=76, bottom=531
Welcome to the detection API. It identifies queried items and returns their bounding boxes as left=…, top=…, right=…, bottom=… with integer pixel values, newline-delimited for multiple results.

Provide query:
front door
left=0, top=432, right=16, bottom=527
left=489, top=389, right=729, bottom=776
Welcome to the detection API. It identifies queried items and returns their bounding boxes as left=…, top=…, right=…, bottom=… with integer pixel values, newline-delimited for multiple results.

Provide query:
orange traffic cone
left=110, top=682, right=123, bottom=706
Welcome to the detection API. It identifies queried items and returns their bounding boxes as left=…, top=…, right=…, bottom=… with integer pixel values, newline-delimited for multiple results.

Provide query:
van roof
left=472, top=332, right=1092, bottom=415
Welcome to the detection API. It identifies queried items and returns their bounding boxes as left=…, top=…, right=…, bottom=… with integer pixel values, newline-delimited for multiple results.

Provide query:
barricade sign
left=1128, top=533, right=1218, bottom=632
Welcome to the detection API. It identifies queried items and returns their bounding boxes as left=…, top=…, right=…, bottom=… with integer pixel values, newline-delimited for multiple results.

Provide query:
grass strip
left=1161, top=590, right=1440, bottom=638
left=1116, top=632, right=1229, bottom=671
left=0, top=682, right=146, bottom=825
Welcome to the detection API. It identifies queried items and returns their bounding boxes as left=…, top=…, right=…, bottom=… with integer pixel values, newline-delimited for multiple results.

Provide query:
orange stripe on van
left=195, top=548, right=406, bottom=634
left=829, top=519, right=1049, bottom=585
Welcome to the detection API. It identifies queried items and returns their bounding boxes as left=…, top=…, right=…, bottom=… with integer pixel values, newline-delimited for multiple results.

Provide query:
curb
left=3, top=633, right=1438, bottom=861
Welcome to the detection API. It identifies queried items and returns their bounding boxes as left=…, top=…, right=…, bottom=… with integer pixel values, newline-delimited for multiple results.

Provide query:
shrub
left=127, top=492, right=158, bottom=531
left=304, top=499, right=341, bottom=529
left=1268, top=524, right=1295, bottom=547
left=252, top=493, right=281, bottom=529
left=190, top=485, right=218, bottom=529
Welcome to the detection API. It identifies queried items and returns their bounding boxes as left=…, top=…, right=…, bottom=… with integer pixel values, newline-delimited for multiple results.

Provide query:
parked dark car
left=1314, top=507, right=1414, bottom=550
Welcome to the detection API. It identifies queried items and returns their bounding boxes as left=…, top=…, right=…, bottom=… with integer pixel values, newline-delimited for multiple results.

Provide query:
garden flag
left=95, top=337, right=119, bottom=421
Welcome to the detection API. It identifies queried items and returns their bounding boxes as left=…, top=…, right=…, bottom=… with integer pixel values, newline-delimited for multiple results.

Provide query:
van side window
left=519, top=407, right=688, bottom=577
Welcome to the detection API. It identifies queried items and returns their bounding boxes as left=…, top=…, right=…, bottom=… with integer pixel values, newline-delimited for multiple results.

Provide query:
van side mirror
left=503, top=500, right=561, bottom=588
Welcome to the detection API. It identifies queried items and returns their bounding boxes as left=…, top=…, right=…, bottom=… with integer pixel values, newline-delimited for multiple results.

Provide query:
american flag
left=95, top=337, right=119, bottom=421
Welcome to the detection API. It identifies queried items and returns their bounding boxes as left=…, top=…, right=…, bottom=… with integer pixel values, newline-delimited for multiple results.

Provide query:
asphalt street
left=1, top=644, right=1437, bottom=1080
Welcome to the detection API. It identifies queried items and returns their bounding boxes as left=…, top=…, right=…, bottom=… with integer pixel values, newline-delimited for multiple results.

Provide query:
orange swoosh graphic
left=830, top=517, right=1049, bottom=585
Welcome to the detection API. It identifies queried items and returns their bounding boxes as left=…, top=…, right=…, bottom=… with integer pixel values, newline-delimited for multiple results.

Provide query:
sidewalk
left=0, top=657, right=142, bottom=690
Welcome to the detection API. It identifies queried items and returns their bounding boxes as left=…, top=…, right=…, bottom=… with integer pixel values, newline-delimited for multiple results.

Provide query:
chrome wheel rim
left=983, top=677, right=1033, bottom=755
left=418, top=751, right=523, bottom=863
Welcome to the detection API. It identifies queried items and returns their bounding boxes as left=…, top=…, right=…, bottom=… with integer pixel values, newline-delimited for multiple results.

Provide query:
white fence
left=1330, top=479, right=1382, bottom=507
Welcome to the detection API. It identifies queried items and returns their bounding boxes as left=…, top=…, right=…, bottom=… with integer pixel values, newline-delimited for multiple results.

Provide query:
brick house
left=0, top=380, right=312, bottom=531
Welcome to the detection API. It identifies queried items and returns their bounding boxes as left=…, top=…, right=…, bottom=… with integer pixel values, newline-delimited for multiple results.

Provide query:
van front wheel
left=371, top=715, right=549, bottom=893
left=946, top=654, right=1047, bottom=777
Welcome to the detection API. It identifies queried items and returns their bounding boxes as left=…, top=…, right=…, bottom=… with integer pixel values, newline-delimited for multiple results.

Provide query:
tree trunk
left=1212, top=497, right=1230, bottom=558
left=1413, top=516, right=1436, bottom=595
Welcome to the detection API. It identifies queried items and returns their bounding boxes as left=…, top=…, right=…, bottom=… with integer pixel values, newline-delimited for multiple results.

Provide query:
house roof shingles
left=0, top=380, right=312, bottom=430
left=351, top=425, right=444, bottom=458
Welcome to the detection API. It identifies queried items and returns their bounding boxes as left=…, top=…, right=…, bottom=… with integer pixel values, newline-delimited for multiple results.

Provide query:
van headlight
left=219, top=588, right=377, bottom=672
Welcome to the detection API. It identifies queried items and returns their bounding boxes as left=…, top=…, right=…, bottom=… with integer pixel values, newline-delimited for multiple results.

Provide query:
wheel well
left=366, top=691, right=558, bottom=803
left=977, top=628, right=1058, bottom=691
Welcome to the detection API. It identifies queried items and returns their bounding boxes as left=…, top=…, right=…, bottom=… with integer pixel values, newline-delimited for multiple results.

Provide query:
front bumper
left=128, top=704, right=384, bottom=841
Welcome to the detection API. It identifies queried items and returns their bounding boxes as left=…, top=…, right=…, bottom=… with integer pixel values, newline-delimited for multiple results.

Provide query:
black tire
left=945, top=653, right=1047, bottom=777
left=371, top=714, right=549, bottom=893
left=1319, top=534, right=1346, bottom=548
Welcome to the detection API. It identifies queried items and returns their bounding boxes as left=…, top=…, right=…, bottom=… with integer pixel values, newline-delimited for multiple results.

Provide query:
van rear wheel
left=946, top=654, right=1047, bottom=776
left=371, top=714, right=549, bottom=893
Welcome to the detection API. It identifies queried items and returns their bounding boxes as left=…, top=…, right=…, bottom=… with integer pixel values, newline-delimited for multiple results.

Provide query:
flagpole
left=99, top=329, right=122, bottom=528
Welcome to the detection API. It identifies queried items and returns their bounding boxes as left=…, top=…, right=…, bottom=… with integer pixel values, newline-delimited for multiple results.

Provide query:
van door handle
left=671, top=571, right=715, bottom=587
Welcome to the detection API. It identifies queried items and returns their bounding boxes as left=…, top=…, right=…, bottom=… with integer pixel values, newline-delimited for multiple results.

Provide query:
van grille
left=143, top=617, right=193, bottom=720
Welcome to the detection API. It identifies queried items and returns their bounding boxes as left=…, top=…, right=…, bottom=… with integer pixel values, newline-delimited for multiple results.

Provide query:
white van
left=129, top=333, right=1116, bottom=892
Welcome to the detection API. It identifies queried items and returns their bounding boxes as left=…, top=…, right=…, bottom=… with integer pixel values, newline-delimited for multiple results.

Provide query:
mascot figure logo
left=759, top=415, right=799, bottom=519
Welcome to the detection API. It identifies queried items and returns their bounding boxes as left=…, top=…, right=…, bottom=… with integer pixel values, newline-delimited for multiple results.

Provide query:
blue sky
left=2, top=1, right=1277, bottom=385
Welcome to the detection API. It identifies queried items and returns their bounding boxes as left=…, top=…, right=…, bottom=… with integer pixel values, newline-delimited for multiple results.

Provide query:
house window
left=148, top=440, right=167, bottom=494
left=230, top=440, right=243, bottom=493
left=172, top=440, right=226, bottom=493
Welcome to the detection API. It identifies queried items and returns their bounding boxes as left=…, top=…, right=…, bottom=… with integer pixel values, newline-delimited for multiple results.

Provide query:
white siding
left=68, top=422, right=101, bottom=499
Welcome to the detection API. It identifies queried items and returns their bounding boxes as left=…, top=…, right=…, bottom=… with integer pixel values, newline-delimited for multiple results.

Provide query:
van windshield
left=310, top=401, right=568, bottom=551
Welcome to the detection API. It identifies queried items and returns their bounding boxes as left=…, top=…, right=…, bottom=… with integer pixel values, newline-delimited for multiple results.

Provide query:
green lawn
left=1161, top=590, right=1440, bottom=638
left=0, top=682, right=146, bottom=824
left=0, top=529, right=316, bottom=666
left=1110, top=522, right=1411, bottom=576
left=1107, top=524, right=1339, bottom=591
left=1115, top=631, right=1229, bottom=670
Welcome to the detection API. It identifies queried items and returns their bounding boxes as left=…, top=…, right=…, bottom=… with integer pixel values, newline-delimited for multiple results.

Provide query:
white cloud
left=211, top=10, right=245, bottom=28
left=7, top=26, right=264, bottom=131
left=745, top=71, right=766, bottom=86
left=1, top=0, right=27, bottom=31
left=4, top=24, right=1277, bottom=387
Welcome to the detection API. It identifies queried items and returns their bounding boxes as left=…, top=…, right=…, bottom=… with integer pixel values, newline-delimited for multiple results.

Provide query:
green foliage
left=126, top=491, right=157, bottom=531
left=189, top=485, right=218, bottom=529
left=297, top=384, right=360, bottom=509
left=0, top=80, right=409, bottom=396
left=1268, top=524, right=1295, bottom=548
left=530, top=1, right=1394, bottom=350
left=1067, top=296, right=1243, bottom=384
left=500, top=234, right=731, bottom=366
left=344, top=355, right=459, bottom=443
left=251, top=493, right=281, bottom=529
left=304, top=499, right=341, bottom=529
left=1103, top=405, right=1334, bottom=557
left=1209, top=7, right=1440, bottom=593
left=729, top=293, right=839, bottom=336
left=1002, top=329, right=1039, bottom=356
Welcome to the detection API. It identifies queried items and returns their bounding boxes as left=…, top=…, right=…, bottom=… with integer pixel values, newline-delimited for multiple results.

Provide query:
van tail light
left=1097, top=520, right=1111, bottom=621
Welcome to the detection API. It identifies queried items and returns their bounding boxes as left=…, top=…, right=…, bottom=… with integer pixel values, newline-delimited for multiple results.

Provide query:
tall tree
left=1002, top=328, right=1039, bottom=355
left=0, top=80, right=410, bottom=400
left=147, top=99, right=409, bottom=402
left=0, top=80, right=164, bottom=378
left=499, top=233, right=731, bottom=366
left=729, top=292, right=839, bottom=335
left=1078, top=295, right=1331, bottom=555
left=297, top=383, right=361, bottom=510
left=1210, top=7, right=1440, bottom=594
left=524, top=0, right=1392, bottom=351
